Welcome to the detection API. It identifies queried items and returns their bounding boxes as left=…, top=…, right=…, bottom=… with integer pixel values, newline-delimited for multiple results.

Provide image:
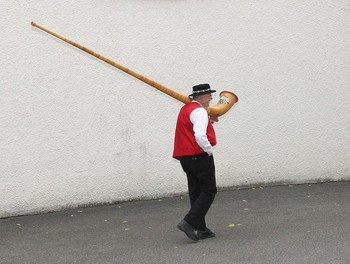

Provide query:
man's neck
left=192, top=100, right=204, bottom=108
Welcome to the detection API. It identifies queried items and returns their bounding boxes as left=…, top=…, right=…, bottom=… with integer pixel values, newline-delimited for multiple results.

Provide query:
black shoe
left=197, top=228, right=216, bottom=240
left=177, top=220, right=199, bottom=241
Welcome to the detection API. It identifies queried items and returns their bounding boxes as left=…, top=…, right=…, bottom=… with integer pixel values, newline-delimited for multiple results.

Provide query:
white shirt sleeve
left=190, top=106, right=213, bottom=155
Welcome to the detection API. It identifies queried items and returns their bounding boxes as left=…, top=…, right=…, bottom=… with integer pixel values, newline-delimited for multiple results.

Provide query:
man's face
left=197, top=93, right=213, bottom=108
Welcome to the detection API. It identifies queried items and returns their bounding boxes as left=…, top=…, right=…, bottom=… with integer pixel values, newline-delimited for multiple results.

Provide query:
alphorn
left=31, top=22, right=238, bottom=117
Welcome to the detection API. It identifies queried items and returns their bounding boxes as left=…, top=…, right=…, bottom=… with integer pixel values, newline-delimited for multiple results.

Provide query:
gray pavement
left=1, top=181, right=349, bottom=264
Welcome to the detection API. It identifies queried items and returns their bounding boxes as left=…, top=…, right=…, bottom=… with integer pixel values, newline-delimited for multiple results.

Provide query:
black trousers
left=180, top=153, right=217, bottom=231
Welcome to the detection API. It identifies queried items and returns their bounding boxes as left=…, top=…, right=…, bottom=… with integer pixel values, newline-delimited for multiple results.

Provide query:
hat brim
left=189, top=90, right=216, bottom=97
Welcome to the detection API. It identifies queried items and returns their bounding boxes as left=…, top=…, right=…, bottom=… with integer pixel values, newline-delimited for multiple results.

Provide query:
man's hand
left=209, top=116, right=219, bottom=123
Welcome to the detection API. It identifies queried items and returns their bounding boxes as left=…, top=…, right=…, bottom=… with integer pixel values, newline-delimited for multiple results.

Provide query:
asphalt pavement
left=1, top=181, right=349, bottom=264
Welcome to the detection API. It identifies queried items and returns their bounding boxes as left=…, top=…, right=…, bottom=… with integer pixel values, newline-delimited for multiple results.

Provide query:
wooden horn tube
left=31, top=22, right=191, bottom=104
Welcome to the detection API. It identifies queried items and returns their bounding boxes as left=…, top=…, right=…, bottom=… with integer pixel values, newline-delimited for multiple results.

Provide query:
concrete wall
left=1, top=0, right=349, bottom=218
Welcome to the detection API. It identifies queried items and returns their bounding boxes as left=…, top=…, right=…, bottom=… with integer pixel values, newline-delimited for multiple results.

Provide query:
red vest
left=173, top=102, right=217, bottom=159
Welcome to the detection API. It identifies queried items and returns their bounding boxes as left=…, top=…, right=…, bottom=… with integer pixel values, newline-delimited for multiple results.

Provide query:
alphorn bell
left=31, top=22, right=238, bottom=118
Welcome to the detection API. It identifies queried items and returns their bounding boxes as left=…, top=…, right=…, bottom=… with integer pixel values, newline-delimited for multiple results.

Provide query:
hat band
left=192, top=88, right=210, bottom=94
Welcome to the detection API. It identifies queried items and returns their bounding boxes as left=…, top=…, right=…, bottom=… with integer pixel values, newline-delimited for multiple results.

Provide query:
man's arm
left=190, top=108, right=213, bottom=155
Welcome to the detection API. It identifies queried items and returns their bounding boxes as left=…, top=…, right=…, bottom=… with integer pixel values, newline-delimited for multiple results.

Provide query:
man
left=173, top=83, right=218, bottom=242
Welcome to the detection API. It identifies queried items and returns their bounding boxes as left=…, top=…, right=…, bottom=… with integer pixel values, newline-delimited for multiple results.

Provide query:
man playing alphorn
left=173, top=84, right=217, bottom=242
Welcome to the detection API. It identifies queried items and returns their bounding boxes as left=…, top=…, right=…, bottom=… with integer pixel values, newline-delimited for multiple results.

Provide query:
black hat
left=189, top=84, right=216, bottom=97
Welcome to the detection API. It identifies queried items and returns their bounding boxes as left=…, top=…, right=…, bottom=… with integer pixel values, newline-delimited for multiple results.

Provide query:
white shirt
left=190, top=101, right=214, bottom=155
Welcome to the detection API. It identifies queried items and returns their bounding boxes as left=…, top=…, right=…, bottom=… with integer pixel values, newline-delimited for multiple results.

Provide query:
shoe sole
left=198, top=233, right=215, bottom=240
left=177, top=224, right=199, bottom=241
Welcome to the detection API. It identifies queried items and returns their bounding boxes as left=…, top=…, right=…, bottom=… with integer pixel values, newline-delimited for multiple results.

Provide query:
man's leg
left=184, top=155, right=217, bottom=231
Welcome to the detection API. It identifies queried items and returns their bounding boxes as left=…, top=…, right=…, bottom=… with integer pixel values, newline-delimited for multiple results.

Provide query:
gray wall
left=1, top=0, right=349, bottom=218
